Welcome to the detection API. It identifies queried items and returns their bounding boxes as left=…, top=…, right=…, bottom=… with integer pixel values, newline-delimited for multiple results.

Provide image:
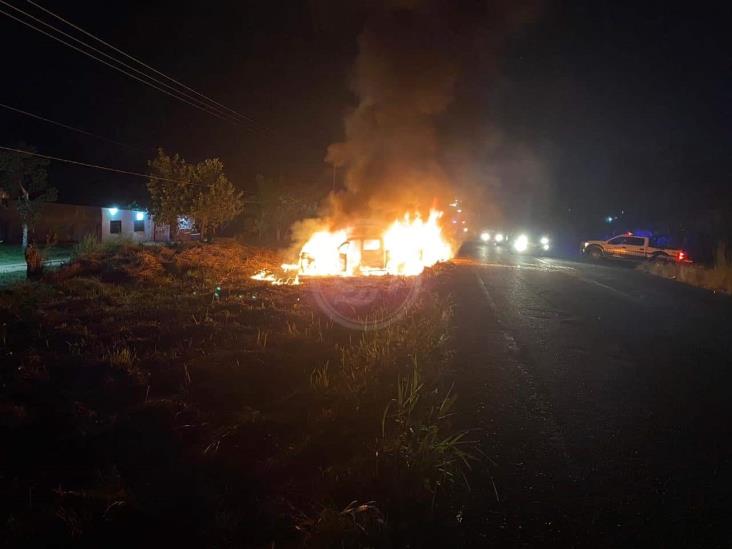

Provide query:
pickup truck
left=581, top=234, right=688, bottom=262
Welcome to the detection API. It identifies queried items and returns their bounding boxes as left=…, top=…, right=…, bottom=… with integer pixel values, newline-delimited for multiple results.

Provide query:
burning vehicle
left=253, top=210, right=454, bottom=284
left=296, top=210, right=452, bottom=277
left=300, top=234, right=387, bottom=276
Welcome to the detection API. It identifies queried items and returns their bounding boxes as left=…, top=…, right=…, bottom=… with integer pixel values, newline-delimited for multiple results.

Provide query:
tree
left=147, top=149, right=194, bottom=231
left=0, top=144, right=57, bottom=248
left=147, top=149, right=244, bottom=239
left=190, top=158, right=245, bottom=238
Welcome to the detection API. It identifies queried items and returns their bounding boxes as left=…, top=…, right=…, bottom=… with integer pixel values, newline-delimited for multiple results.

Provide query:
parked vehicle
left=581, top=233, right=689, bottom=262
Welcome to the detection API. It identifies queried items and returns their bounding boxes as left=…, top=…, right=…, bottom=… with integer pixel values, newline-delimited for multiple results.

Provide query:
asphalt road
left=449, top=242, right=732, bottom=548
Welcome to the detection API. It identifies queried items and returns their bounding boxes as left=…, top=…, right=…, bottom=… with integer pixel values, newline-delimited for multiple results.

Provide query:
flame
left=250, top=268, right=300, bottom=285
left=251, top=209, right=452, bottom=284
left=299, top=229, right=350, bottom=276
left=384, top=210, right=452, bottom=276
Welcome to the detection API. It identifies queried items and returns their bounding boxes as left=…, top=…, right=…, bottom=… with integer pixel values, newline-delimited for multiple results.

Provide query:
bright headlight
left=480, top=232, right=490, bottom=242
left=513, top=234, right=529, bottom=252
left=540, top=236, right=549, bottom=245
left=495, top=233, right=504, bottom=243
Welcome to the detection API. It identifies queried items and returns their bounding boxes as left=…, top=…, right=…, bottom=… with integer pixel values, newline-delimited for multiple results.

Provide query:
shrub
left=72, top=234, right=102, bottom=259
left=640, top=242, right=732, bottom=294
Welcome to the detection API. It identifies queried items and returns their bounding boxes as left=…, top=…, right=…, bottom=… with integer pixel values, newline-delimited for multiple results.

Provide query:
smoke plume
left=311, top=0, right=543, bottom=236
left=323, top=2, right=459, bottom=224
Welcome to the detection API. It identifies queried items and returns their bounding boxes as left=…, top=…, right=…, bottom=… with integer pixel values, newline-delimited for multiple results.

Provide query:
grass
left=640, top=243, right=732, bottom=294
left=0, top=240, right=473, bottom=546
left=0, top=243, right=72, bottom=264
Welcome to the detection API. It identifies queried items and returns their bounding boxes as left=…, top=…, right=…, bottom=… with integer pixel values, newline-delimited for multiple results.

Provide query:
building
left=0, top=202, right=170, bottom=245
left=101, top=206, right=169, bottom=243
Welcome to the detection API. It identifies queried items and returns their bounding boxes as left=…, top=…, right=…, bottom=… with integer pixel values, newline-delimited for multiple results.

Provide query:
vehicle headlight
left=513, top=234, right=529, bottom=252
left=480, top=231, right=490, bottom=242
left=495, top=233, right=504, bottom=243
left=540, top=236, right=549, bottom=245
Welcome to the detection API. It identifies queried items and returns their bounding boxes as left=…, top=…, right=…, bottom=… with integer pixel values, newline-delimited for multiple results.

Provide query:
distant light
left=606, top=216, right=613, bottom=223
left=480, top=231, right=491, bottom=242
left=457, top=209, right=463, bottom=213
left=513, top=234, right=529, bottom=253
left=495, top=233, right=504, bottom=243
left=542, top=244, right=550, bottom=251
left=108, top=207, right=118, bottom=216
left=540, top=236, right=549, bottom=245
left=463, top=227, right=468, bottom=233
left=452, top=219, right=457, bottom=224
left=135, top=212, right=144, bottom=221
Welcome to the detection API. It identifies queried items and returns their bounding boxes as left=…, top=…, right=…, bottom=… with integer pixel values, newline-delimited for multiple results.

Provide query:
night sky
left=1, top=0, right=730, bottom=239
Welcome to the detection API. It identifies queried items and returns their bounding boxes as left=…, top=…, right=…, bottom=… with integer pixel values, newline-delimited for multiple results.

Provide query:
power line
left=25, top=0, right=263, bottom=129
left=0, top=145, right=185, bottom=183
left=0, top=0, right=244, bottom=126
left=3, top=0, right=250, bottom=128
left=0, top=101, right=148, bottom=152
left=0, top=1, right=253, bottom=128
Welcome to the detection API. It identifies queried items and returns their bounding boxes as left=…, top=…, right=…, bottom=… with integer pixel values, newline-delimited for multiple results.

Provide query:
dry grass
left=640, top=243, right=732, bottom=294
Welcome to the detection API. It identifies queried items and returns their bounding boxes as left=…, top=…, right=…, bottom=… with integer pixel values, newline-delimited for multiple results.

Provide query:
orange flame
left=251, top=209, right=452, bottom=284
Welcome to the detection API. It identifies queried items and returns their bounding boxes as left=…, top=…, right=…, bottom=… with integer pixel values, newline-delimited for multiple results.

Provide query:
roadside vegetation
left=0, top=239, right=472, bottom=546
left=639, top=243, right=732, bottom=294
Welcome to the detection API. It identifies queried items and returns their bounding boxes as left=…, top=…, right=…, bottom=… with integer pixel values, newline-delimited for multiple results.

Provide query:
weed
left=297, top=500, right=386, bottom=547
left=310, top=361, right=331, bottom=391
left=107, top=346, right=136, bottom=369
left=106, top=345, right=147, bottom=383
left=72, top=234, right=102, bottom=259
left=286, top=319, right=299, bottom=335
left=381, top=367, right=476, bottom=501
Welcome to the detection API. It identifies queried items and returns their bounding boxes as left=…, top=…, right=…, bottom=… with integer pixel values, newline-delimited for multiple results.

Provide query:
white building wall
left=100, top=208, right=158, bottom=243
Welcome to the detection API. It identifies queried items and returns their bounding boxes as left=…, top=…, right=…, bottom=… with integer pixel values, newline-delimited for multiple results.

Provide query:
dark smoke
left=315, top=0, right=543, bottom=233
left=324, top=2, right=457, bottom=224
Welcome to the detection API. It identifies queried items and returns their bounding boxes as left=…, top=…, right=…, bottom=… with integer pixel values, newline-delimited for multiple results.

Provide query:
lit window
left=110, top=220, right=122, bottom=234
left=363, top=239, right=381, bottom=251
